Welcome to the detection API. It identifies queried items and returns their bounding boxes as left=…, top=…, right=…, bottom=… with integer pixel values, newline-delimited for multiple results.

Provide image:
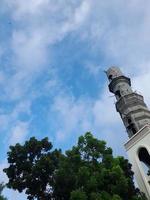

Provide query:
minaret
left=106, top=66, right=150, bottom=199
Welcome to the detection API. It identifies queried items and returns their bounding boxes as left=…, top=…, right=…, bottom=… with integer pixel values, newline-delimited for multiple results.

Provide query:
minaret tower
left=106, top=66, right=150, bottom=199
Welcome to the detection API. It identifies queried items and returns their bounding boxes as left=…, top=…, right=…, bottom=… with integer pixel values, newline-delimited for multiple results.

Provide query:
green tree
left=3, top=137, right=62, bottom=200
left=4, top=133, right=147, bottom=200
left=53, top=132, right=146, bottom=200
left=0, top=183, right=7, bottom=200
left=70, top=189, right=87, bottom=200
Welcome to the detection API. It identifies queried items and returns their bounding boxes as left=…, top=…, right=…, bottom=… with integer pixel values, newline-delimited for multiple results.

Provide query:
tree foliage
left=0, top=183, right=7, bottom=200
left=3, top=137, right=61, bottom=200
left=4, top=133, right=146, bottom=200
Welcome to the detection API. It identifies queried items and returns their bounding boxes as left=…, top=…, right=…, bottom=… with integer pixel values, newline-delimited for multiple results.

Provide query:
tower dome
left=106, top=66, right=123, bottom=81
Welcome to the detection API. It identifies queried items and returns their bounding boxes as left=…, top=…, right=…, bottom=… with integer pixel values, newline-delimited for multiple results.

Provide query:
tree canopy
left=4, top=133, right=146, bottom=200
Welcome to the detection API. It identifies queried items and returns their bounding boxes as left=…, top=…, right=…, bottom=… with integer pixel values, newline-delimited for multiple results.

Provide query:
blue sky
left=1, top=0, right=150, bottom=199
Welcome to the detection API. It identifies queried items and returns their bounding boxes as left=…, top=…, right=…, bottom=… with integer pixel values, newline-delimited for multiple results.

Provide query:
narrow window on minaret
left=127, top=118, right=137, bottom=135
left=108, top=75, right=113, bottom=80
left=128, top=118, right=132, bottom=124
left=131, top=127, right=136, bottom=135
left=115, top=90, right=121, bottom=98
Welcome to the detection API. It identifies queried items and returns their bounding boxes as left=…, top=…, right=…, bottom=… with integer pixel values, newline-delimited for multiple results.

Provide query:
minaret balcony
left=116, top=92, right=146, bottom=113
left=109, top=76, right=131, bottom=93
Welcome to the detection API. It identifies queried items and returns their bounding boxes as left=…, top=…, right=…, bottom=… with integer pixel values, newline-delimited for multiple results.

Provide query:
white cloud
left=51, top=93, right=94, bottom=142
left=70, top=1, right=90, bottom=29
left=133, top=68, right=150, bottom=107
left=0, top=0, right=150, bottom=156
left=1, top=0, right=149, bottom=152
left=10, top=0, right=50, bottom=18
left=0, top=100, right=31, bottom=148
left=3, top=0, right=150, bottom=82
left=93, top=87, right=120, bottom=128
left=0, top=0, right=92, bottom=104
left=11, top=30, right=49, bottom=70
left=50, top=87, right=128, bottom=158
left=9, top=121, right=29, bottom=145
left=51, top=86, right=121, bottom=142
left=84, top=63, right=102, bottom=76
left=74, top=1, right=150, bottom=75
